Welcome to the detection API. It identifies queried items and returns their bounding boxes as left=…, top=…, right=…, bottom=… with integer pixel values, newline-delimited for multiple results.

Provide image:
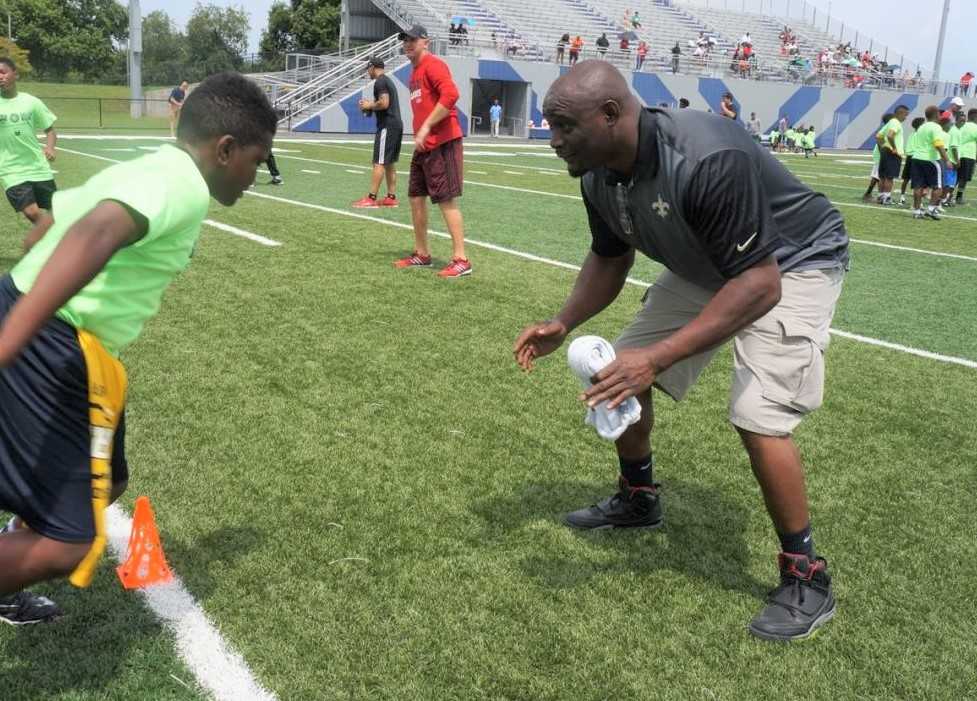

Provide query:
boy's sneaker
left=351, top=195, right=381, bottom=208
left=748, top=553, right=835, bottom=641
left=898, top=195, right=907, bottom=206
left=438, top=258, right=472, bottom=278
left=270, top=176, right=283, bottom=185
left=394, top=252, right=432, bottom=269
left=913, top=210, right=925, bottom=219
left=926, top=208, right=942, bottom=220
left=564, top=477, right=664, bottom=530
left=0, top=591, right=63, bottom=625
left=380, top=195, right=399, bottom=207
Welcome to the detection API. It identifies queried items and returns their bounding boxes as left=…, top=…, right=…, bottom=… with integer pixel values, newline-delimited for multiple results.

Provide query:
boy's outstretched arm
left=0, top=200, right=146, bottom=366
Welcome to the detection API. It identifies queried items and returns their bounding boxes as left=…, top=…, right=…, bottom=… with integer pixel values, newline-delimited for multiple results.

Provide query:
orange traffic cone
left=116, top=496, right=173, bottom=589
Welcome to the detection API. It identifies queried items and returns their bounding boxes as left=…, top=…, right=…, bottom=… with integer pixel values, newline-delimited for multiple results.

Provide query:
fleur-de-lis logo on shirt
left=652, top=193, right=670, bottom=218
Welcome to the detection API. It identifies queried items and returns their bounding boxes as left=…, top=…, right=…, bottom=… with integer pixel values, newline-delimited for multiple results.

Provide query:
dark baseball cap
left=398, top=24, right=428, bottom=40
left=366, top=56, right=385, bottom=68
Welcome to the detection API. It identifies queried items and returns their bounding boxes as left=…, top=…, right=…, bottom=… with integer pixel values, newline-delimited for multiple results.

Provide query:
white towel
left=567, top=336, right=642, bottom=441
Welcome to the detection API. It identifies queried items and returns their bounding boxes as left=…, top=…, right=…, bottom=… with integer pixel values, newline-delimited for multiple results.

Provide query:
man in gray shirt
left=513, top=61, right=848, bottom=641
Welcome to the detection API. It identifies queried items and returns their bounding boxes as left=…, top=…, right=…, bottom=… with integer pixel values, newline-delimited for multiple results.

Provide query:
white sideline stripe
left=106, top=505, right=278, bottom=701
left=258, top=169, right=271, bottom=175
left=503, top=170, right=525, bottom=175
left=57, top=147, right=282, bottom=247
left=345, top=169, right=366, bottom=174
left=827, top=330, right=977, bottom=369
left=850, top=238, right=977, bottom=262
left=244, top=189, right=977, bottom=369
left=837, top=200, right=977, bottom=224
left=469, top=170, right=488, bottom=174
left=301, top=169, right=321, bottom=174
left=60, top=146, right=977, bottom=368
left=324, top=143, right=569, bottom=173
left=203, top=219, right=282, bottom=247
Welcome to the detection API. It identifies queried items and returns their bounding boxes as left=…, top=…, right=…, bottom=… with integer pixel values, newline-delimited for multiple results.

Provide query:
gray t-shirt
left=583, top=108, right=849, bottom=291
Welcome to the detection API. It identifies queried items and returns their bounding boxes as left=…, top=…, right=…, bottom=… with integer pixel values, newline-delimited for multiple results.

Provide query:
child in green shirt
left=0, top=72, right=276, bottom=624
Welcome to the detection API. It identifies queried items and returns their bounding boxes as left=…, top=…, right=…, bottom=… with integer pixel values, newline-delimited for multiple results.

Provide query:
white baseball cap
left=951, top=96, right=965, bottom=107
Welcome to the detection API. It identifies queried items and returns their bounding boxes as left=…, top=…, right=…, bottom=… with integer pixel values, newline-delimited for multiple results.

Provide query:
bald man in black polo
left=513, top=61, right=849, bottom=641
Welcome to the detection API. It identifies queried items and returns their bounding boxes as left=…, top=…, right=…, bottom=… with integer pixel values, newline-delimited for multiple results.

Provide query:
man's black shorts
left=373, top=123, right=404, bottom=166
left=0, top=275, right=128, bottom=543
left=5, top=179, right=56, bottom=213
left=958, top=157, right=976, bottom=183
left=879, top=149, right=902, bottom=180
left=901, top=155, right=913, bottom=182
left=910, top=159, right=941, bottom=190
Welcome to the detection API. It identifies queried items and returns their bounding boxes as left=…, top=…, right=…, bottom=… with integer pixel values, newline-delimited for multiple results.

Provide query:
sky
left=140, top=0, right=974, bottom=80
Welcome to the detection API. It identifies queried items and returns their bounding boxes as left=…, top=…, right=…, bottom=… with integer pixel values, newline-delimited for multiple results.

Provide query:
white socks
left=567, top=336, right=642, bottom=441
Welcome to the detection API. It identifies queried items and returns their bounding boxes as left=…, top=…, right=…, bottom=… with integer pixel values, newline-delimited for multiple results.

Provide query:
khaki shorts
left=615, top=268, right=845, bottom=436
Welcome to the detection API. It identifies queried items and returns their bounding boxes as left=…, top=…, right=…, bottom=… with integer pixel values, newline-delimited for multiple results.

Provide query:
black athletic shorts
left=910, top=159, right=941, bottom=190
left=901, top=156, right=913, bottom=182
left=879, top=149, right=902, bottom=180
left=5, top=179, right=56, bottom=213
left=373, top=122, right=404, bottom=166
left=958, top=157, right=976, bottom=184
left=0, top=275, right=128, bottom=543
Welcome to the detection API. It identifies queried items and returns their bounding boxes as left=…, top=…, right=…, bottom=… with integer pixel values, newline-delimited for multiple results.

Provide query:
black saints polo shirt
left=582, top=108, right=850, bottom=291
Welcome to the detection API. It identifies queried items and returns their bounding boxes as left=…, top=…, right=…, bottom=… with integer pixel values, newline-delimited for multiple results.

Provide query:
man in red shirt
left=394, top=25, right=471, bottom=278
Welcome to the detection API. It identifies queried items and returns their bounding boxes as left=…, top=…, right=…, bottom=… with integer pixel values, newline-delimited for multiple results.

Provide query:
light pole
left=128, top=0, right=142, bottom=119
left=933, top=0, right=951, bottom=84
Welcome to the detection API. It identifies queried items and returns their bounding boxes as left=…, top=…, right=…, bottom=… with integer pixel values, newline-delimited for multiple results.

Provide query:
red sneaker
left=394, top=252, right=433, bottom=269
left=351, top=195, right=381, bottom=208
left=438, top=258, right=472, bottom=278
left=380, top=195, right=399, bottom=207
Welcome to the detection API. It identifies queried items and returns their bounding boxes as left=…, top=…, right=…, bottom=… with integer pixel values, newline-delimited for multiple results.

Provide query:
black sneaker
left=0, top=591, right=63, bottom=625
left=748, top=553, right=835, bottom=641
left=564, top=477, right=663, bottom=530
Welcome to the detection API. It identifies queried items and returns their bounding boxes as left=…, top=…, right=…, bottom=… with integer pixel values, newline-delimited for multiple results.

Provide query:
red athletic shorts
left=409, top=137, right=463, bottom=203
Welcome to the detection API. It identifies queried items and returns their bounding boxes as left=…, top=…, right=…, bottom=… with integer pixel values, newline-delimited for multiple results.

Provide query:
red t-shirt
left=409, top=53, right=463, bottom=150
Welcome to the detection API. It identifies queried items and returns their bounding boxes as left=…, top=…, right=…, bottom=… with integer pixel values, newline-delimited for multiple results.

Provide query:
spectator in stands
left=630, top=11, right=641, bottom=29
left=619, top=36, right=630, bottom=58
left=678, top=97, right=690, bottom=108
left=459, top=23, right=469, bottom=45
left=596, top=33, right=609, bottom=59
left=569, top=36, right=583, bottom=66
left=636, top=41, right=648, bottom=71
left=671, top=42, right=681, bottom=74
left=557, top=33, right=569, bottom=64
left=740, top=32, right=752, bottom=47
left=448, top=23, right=459, bottom=46
left=747, top=112, right=762, bottom=141
left=720, top=92, right=737, bottom=120
left=959, top=72, right=974, bottom=96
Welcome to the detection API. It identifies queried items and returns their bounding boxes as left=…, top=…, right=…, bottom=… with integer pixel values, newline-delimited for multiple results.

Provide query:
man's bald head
left=544, top=60, right=640, bottom=118
left=543, top=61, right=643, bottom=178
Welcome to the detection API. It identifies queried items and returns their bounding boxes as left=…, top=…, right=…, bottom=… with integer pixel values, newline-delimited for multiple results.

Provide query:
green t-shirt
left=958, top=121, right=977, bottom=160
left=0, top=92, right=57, bottom=190
left=911, top=122, right=946, bottom=162
left=905, top=131, right=918, bottom=158
left=786, top=129, right=796, bottom=141
left=947, top=125, right=961, bottom=164
left=801, top=132, right=816, bottom=148
left=11, top=144, right=210, bottom=356
left=878, top=117, right=903, bottom=155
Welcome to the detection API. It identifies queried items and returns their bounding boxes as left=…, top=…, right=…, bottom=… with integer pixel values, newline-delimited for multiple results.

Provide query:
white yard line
left=300, top=169, right=321, bottom=175
left=106, top=505, right=278, bottom=701
left=61, top=145, right=977, bottom=368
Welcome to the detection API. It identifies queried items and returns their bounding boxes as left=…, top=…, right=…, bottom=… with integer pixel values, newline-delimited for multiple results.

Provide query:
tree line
left=0, top=0, right=341, bottom=84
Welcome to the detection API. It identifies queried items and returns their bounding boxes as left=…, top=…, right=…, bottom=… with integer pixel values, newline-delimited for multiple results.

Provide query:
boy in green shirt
left=955, top=109, right=977, bottom=204
left=910, top=105, right=950, bottom=220
left=0, top=57, right=58, bottom=230
left=801, top=126, right=817, bottom=158
left=875, top=104, right=908, bottom=206
left=863, top=112, right=892, bottom=201
left=940, top=115, right=959, bottom=207
left=899, top=117, right=926, bottom=205
left=0, top=72, right=276, bottom=624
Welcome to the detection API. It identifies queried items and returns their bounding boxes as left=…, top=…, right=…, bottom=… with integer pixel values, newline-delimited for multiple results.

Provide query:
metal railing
left=276, top=35, right=406, bottom=127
